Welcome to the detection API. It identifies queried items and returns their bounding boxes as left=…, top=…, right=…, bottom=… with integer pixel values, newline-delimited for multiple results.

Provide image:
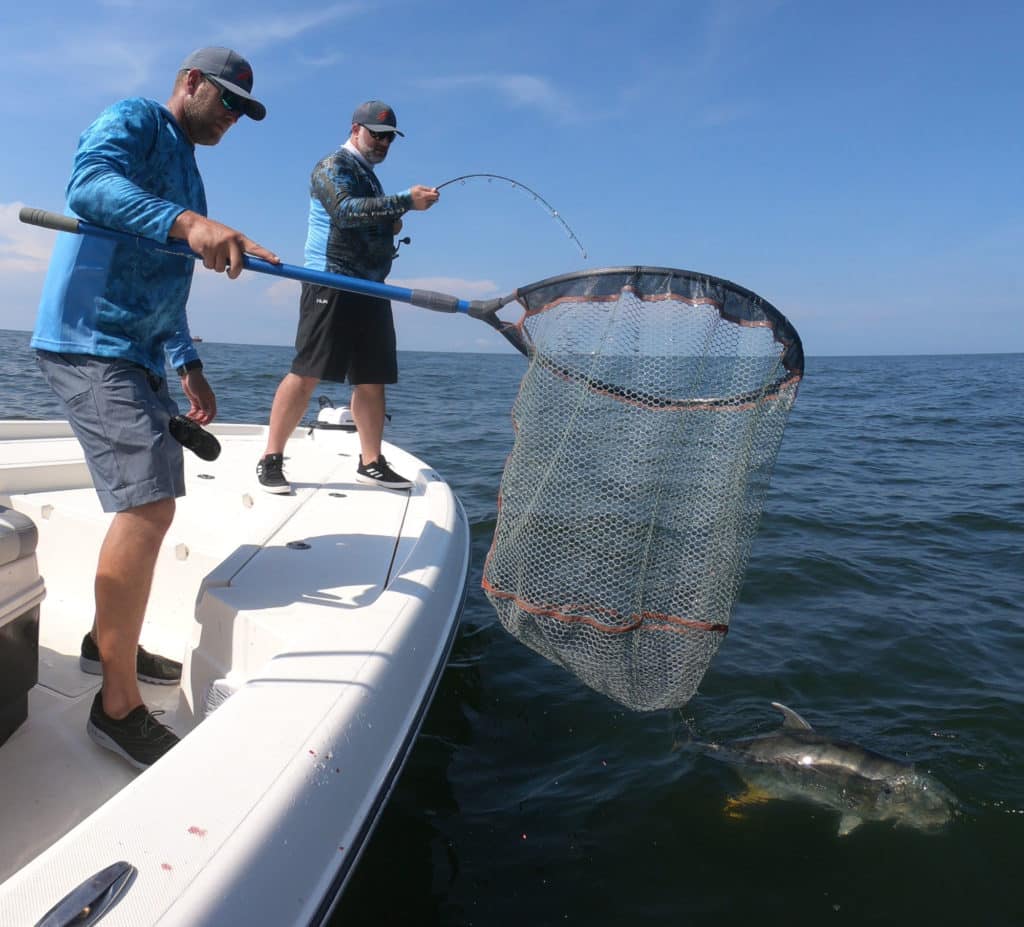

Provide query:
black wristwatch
left=175, top=359, right=204, bottom=378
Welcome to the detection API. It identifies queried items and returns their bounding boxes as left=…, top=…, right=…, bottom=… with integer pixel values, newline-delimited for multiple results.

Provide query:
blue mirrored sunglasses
left=203, top=75, right=245, bottom=118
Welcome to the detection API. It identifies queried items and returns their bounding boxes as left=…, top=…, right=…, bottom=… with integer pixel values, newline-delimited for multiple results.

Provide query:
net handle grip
left=19, top=207, right=80, bottom=235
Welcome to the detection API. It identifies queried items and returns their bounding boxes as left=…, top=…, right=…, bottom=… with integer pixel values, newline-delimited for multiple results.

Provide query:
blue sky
left=0, top=0, right=1020, bottom=355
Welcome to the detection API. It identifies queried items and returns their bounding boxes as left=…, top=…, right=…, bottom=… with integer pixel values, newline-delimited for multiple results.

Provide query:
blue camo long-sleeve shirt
left=303, top=145, right=413, bottom=282
left=31, top=97, right=206, bottom=377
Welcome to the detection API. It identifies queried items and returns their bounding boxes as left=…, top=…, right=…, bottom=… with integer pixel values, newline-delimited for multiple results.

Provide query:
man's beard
left=182, top=98, right=228, bottom=146
left=354, top=136, right=387, bottom=165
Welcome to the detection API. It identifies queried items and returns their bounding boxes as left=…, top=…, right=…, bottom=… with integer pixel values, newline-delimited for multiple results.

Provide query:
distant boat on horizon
left=192, top=336, right=203, bottom=342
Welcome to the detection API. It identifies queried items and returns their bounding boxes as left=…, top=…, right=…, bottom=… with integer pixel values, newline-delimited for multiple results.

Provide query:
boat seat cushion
left=0, top=506, right=38, bottom=569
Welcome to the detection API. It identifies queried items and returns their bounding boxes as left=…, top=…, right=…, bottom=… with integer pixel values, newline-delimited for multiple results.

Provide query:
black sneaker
left=80, top=633, right=182, bottom=686
left=87, top=692, right=179, bottom=769
left=356, top=454, right=413, bottom=490
left=169, top=415, right=221, bottom=461
left=257, top=453, right=291, bottom=494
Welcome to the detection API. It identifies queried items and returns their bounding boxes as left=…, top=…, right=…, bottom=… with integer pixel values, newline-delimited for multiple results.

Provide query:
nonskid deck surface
left=0, top=420, right=432, bottom=887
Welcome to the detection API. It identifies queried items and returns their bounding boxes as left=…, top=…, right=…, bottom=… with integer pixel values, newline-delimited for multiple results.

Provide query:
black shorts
left=291, top=283, right=398, bottom=384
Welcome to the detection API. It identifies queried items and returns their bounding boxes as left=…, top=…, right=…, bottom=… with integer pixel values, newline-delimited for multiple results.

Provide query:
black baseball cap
left=181, top=47, right=266, bottom=121
left=352, top=101, right=404, bottom=137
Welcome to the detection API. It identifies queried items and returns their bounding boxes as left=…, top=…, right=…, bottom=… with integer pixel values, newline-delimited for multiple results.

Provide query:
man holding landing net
left=31, top=47, right=276, bottom=767
left=258, top=101, right=440, bottom=493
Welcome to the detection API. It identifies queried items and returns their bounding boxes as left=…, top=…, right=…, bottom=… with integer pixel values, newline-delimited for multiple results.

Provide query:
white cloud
left=265, top=278, right=297, bottom=307
left=0, top=203, right=54, bottom=274
left=0, top=202, right=53, bottom=333
left=417, top=74, right=574, bottom=119
left=4, top=4, right=363, bottom=101
left=17, top=37, right=156, bottom=96
left=298, top=52, right=345, bottom=70
left=228, top=4, right=364, bottom=51
left=388, top=276, right=501, bottom=299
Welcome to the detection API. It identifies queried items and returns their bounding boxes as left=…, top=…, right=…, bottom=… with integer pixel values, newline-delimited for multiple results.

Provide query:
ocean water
left=0, top=330, right=1021, bottom=925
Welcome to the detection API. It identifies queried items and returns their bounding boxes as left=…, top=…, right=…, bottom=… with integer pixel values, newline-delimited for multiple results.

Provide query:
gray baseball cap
left=352, top=101, right=404, bottom=137
left=181, top=47, right=266, bottom=121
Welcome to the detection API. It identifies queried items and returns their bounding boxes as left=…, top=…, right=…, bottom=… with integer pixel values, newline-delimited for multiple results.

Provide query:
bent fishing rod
left=435, top=173, right=587, bottom=260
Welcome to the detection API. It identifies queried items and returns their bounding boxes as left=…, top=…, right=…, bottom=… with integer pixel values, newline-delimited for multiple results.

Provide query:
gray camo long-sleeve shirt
left=303, top=145, right=413, bottom=282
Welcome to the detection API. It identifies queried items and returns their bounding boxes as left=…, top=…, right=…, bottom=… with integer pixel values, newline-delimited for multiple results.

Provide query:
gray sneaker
left=257, top=453, right=291, bottom=494
left=87, top=693, right=179, bottom=769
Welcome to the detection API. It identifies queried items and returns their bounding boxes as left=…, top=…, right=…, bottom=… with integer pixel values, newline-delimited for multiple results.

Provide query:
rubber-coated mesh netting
left=482, top=267, right=804, bottom=711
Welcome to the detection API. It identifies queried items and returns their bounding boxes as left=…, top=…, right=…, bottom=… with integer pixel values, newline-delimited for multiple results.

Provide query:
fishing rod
left=435, top=173, right=588, bottom=260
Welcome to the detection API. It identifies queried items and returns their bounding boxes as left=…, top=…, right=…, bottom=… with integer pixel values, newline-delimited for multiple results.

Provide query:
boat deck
left=0, top=419, right=469, bottom=924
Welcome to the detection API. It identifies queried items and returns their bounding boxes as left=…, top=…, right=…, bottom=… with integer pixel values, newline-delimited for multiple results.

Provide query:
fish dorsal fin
left=771, top=702, right=813, bottom=730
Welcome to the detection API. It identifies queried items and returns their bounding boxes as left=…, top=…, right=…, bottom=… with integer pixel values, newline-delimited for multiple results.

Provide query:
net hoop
left=483, top=265, right=803, bottom=711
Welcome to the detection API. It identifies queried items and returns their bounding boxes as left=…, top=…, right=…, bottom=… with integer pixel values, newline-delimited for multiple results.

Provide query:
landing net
left=482, top=267, right=804, bottom=711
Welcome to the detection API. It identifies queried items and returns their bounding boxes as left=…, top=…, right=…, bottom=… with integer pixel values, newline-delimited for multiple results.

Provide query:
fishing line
left=435, top=173, right=588, bottom=260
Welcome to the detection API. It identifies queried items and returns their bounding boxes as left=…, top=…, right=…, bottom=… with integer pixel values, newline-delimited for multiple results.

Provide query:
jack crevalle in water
left=702, top=702, right=957, bottom=836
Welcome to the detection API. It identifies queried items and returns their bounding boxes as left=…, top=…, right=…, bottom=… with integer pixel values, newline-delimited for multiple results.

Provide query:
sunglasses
left=361, top=125, right=396, bottom=143
left=203, top=75, right=246, bottom=118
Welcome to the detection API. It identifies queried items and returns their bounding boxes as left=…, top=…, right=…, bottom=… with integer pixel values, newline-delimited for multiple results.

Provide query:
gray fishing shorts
left=35, top=351, right=185, bottom=513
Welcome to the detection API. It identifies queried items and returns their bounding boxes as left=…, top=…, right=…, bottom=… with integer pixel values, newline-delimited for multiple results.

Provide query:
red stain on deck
left=161, top=863, right=173, bottom=871
left=188, top=826, right=208, bottom=837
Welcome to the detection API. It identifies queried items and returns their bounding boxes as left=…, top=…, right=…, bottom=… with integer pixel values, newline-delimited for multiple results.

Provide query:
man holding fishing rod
left=30, top=47, right=279, bottom=768
left=257, top=101, right=440, bottom=494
